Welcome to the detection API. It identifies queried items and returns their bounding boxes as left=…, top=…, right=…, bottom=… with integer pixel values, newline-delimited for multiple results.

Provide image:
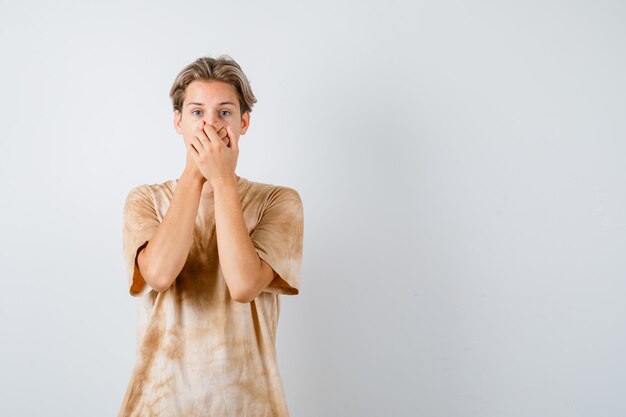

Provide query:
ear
left=173, top=110, right=182, bottom=134
left=240, top=111, right=250, bottom=135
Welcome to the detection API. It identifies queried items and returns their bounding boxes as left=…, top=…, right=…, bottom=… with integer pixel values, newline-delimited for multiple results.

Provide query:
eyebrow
left=186, top=101, right=236, bottom=107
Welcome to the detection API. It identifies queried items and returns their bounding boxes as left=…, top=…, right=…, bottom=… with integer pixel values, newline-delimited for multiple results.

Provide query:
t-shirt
left=117, top=175, right=304, bottom=417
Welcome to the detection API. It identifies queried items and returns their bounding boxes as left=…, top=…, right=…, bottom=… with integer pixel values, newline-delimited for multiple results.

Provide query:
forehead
left=183, top=80, right=238, bottom=105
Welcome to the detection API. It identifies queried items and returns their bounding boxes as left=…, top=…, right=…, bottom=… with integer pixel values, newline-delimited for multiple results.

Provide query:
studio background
left=1, top=1, right=625, bottom=416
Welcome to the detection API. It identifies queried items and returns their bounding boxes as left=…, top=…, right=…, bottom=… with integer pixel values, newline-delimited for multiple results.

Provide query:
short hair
left=169, top=54, right=257, bottom=117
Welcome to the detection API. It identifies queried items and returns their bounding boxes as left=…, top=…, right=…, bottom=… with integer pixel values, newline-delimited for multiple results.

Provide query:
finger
left=189, top=135, right=204, bottom=154
left=187, top=144, right=200, bottom=162
left=202, top=123, right=221, bottom=146
left=227, top=126, right=239, bottom=151
left=219, top=127, right=230, bottom=147
left=188, top=145, right=203, bottom=169
left=216, top=126, right=226, bottom=139
left=209, top=122, right=228, bottom=142
left=215, top=126, right=229, bottom=146
left=194, top=122, right=210, bottom=149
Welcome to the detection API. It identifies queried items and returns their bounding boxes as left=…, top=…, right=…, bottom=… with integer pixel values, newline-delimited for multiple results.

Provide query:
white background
left=1, top=0, right=625, bottom=416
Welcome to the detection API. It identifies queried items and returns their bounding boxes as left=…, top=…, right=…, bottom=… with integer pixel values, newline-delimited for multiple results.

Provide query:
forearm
left=212, top=175, right=262, bottom=301
left=137, top=173, right=204, bottom=292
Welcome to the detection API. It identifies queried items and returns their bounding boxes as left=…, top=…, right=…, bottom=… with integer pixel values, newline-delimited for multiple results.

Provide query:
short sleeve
left=251, top=187, right=304, bottom=296
left=122, top=185, right=161, bottom=297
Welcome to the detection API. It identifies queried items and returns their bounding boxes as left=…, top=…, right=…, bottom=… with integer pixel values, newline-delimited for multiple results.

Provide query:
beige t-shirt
left=117, top=175, right=304, bottom=417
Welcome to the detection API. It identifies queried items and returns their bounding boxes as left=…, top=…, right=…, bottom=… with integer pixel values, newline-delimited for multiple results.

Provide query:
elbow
left=232, top=293, right=253, bottom=304
left=150, top=280, right=168, bottom=293
left=137, top=249, right=165, bottom=293
left=229, top=263, right=271, bottom=303
left=142, top=273, right=165, bottom=293
left=226, top=271, right=258, bottom=303
left=230, top=286, right=254, bottom=304
left=139, top=256, right=175, bottom=293
left=150, top=274, right=176, bottom=293
left=142, top=267, right=173, bottom=293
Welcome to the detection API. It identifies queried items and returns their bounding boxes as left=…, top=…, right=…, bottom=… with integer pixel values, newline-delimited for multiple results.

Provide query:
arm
left=136, top=171, right=204, bottom=292
left=212, top=175, right=275, bottom=303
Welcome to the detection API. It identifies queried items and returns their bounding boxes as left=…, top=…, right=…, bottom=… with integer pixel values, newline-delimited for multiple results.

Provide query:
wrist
left=180, top=169, right=207, bottom=186
left=210, top=173, right=238, bottom=191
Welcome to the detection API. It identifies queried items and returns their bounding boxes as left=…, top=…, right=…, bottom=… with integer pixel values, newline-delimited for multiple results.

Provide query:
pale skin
left=135, top=79, right=276, bottom=303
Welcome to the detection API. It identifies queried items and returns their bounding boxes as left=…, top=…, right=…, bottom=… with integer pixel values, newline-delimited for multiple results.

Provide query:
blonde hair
left=169, top=54, right=257, bottom=117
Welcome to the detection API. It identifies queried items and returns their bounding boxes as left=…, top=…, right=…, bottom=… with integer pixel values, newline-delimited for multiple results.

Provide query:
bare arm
left=213, top=175, right=276, bottom=303
left=136, top=169, right=204, bottom=293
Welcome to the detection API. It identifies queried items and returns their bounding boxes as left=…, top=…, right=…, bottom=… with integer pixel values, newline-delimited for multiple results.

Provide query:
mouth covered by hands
left=187, top=120, right=239, bottom=186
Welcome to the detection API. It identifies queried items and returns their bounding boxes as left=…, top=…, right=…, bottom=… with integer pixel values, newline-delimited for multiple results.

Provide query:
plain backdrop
left=1, top=0, right=625, bottom=416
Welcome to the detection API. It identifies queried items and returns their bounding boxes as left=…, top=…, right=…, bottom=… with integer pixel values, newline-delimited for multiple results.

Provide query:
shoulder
left=124, top=179, right=176, bottom=204
left=243, top=178, right=303, bottom=206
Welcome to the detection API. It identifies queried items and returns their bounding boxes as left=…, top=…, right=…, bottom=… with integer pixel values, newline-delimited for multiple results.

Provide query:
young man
left=118, top=55, right=304, bottom=417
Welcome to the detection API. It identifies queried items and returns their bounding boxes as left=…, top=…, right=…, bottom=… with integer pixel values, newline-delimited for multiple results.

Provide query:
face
left=174, top=79, right=250, bottom=147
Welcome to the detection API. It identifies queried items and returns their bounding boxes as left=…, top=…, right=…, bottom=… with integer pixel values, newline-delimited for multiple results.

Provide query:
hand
left=182, top=146, right=206, bottom=183
left=188, top=120, right=239, bottom=185
left=182, top=122, right=230, bottom=183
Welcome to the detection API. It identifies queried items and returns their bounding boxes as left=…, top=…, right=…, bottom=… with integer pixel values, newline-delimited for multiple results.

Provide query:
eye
left=192, top=109, right=202, bottom=116
left=220, top=110, right=231, bottom=117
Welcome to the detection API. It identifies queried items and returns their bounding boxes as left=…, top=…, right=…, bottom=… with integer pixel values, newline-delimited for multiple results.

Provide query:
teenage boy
left=118, top=55, right=304, bottom=417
